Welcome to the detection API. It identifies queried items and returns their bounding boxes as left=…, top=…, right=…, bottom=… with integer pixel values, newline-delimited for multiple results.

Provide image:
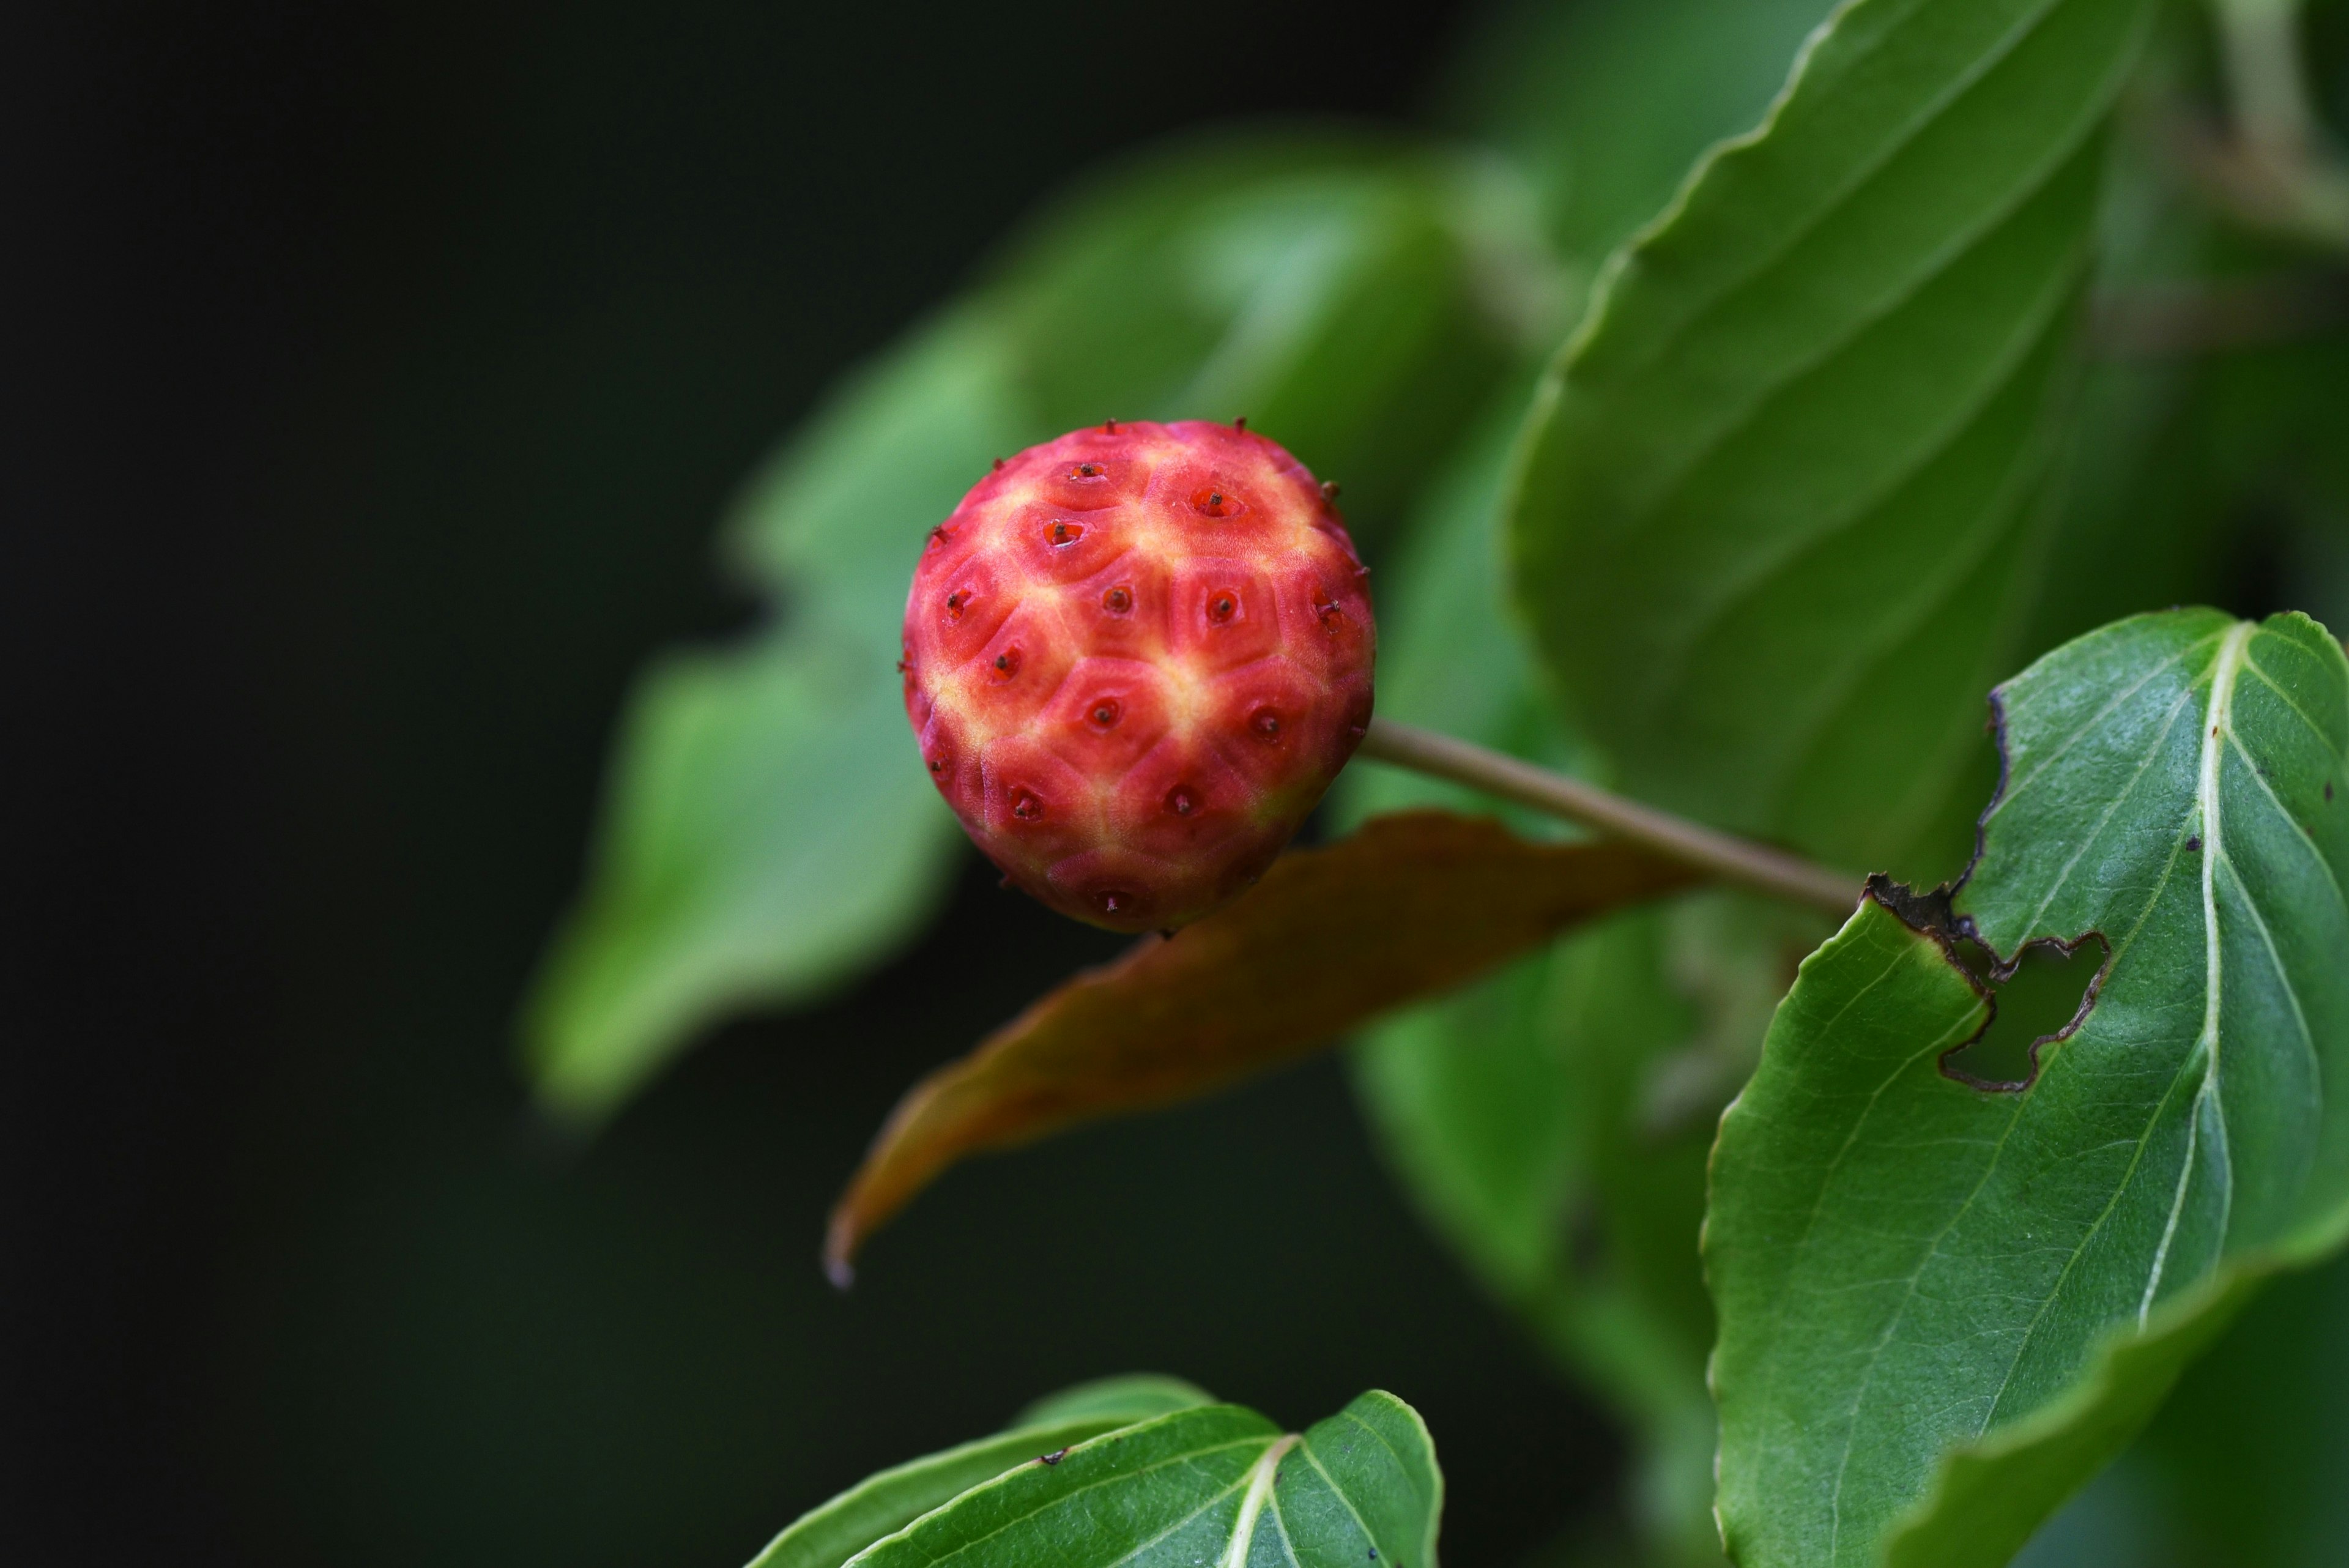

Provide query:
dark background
left=4, top=3, right=1622, bottom=1564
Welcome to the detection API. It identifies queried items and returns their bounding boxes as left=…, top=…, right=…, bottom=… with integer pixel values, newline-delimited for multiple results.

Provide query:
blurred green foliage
left=518, top=0, right=2349, bottom=1564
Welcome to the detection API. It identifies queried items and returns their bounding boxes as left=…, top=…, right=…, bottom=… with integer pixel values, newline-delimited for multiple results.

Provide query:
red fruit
left=903, top=419, right=1375, bottom=932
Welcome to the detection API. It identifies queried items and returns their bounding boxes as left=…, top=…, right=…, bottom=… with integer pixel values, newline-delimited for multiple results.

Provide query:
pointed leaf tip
left=824, top=808, right=1703, bottom=1276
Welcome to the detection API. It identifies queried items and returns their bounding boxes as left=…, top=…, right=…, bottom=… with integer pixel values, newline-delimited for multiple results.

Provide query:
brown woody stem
left=1354, top=717, right=1861, bottom=919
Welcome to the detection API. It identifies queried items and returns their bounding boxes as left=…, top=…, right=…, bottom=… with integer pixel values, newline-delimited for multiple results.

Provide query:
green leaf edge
left=1011, top=1373, right=1219, bottom=1429
left=1879, top=1203, right=2349, bottom=1568
left=744, top=1414, right=1157, bottom=1568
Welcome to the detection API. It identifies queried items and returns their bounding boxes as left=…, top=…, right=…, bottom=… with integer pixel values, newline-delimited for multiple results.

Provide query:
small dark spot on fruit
left=2186, top=834, right=2202, bottom=852
left=1090, top=700, right=1120, bottom=728
left=1166, top=786, right=1197, bottom=817
left=1208, top=593, right=1237, bottom=625
left=1316, top=597, right=1346, bottom=630
left=1251, top=708, right=1281, bottom=740
left=1102, top=585, right=1132, bottom=614
left=927, top=756, right=945, bottom=774
left=1011, top=790, right=1042, bottom=822
left=1069, top=461, right=1105, bottom=480
left=927, top=524, right=949, bottom=549
left=1320, top=480, right=1341, bottom=502
left=1103, top=418, right=1118, bottom=434
left=992, top=457, right=1005, bottom=470
left=1190, top=486, right=1244, bottom=519
left=1048, top=519, right=1085, bottom=546
left=993, top=648, right=1020, bottom=678
left=894, top=657, right=910, bottom=674
left=945, top=590, right=967, bottom=619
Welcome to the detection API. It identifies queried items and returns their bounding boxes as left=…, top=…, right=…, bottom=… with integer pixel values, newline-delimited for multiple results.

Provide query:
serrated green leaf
left=1011, top=1375, right=1216, bottom=1430
left=841, top=1392, right=1441, bottom=1568
left=1509, top=0, right=2158, bottom=880
left=1709, top=609, right=2349, bottom=1567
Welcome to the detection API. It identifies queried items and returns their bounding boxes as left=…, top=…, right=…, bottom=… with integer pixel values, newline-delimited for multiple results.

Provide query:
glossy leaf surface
left=1509, top=0, right=2158, bottom=877
left=825, top=810, right=1702, bottom=1278
left=749, top=1375, right=1216, bottom=1568
left=1709, top=610, right=2349, bottom=1567
left=843, top=1392, right=1441, bottom=1568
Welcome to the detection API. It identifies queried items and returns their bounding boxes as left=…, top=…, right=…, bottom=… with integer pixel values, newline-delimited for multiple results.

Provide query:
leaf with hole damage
left=824, top=809, right=1702, bottom=1279
left=833, top=1392, right=1441, bottom=1568
left=747, top=1375, right=1215, bottom=1568
left=1508, top=0, right=2159, bottom=880
left=1708, top=609, right=2349, bottom=1567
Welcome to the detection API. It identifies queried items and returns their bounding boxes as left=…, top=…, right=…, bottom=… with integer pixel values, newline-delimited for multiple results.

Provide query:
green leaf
left=982, top=132, right=1556, bottom=535
left=1011, top=1375, right=1216, bottom=1430
left=1335, top=399, right=1791, bottom=1566
left=841, top=1392, right=1442, bottom=1568
left=524, top=308, right=1026, bottom=1120
left=746, top=1413, right=1164, bottom=1568
left=2128, top=1246, right=2349, bottom=1566
left=1508, top=0, right=2159, bottom=879
left=1708, top=609, right=2349, bottom=1567
left=529, top=132, right=1551, bottom=1119
left=1438, top=0, right=1833, bottom=294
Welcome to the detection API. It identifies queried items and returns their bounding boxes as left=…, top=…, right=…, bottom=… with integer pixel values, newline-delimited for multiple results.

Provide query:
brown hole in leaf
left=1944, top=929, right=2107, bottom=1091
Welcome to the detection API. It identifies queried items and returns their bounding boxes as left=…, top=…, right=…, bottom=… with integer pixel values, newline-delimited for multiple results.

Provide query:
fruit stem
left=1355, top=718, right=1861, bottom=918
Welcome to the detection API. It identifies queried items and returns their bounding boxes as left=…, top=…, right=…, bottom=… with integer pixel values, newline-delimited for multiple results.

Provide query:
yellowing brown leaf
left=825, top=809, right=1704, bottom=1279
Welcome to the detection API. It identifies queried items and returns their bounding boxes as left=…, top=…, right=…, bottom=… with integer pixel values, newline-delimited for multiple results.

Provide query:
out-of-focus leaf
left=2129, top=1246, right=2349, bottom=1566
left=1439, top=0, right=1833, bottom=303
left=529, top=130, right=1556, bottom=1119
left=523, top=313, right=1025, bottom=1121
left=839, top=1392, right=1441, bottom=1568
left=825, top=810, right=1703, bottom=1279
left=1709, top=609, right=2349, bottom=1567
left=1009, top=1374, right=1215, bottom=1430
left=1510, top=0, right=2159, bottom=882
left=1334, top=401, right=1754, bottom=1565
left=983, top=132, right=1560, bottom=535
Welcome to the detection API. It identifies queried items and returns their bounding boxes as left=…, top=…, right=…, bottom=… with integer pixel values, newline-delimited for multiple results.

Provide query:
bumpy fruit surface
left=902, top=419, right=1376, bottom=932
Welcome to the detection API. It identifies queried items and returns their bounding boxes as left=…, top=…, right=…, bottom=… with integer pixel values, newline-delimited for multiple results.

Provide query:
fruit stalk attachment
left=1354, top=717, right=1859, bottom=918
